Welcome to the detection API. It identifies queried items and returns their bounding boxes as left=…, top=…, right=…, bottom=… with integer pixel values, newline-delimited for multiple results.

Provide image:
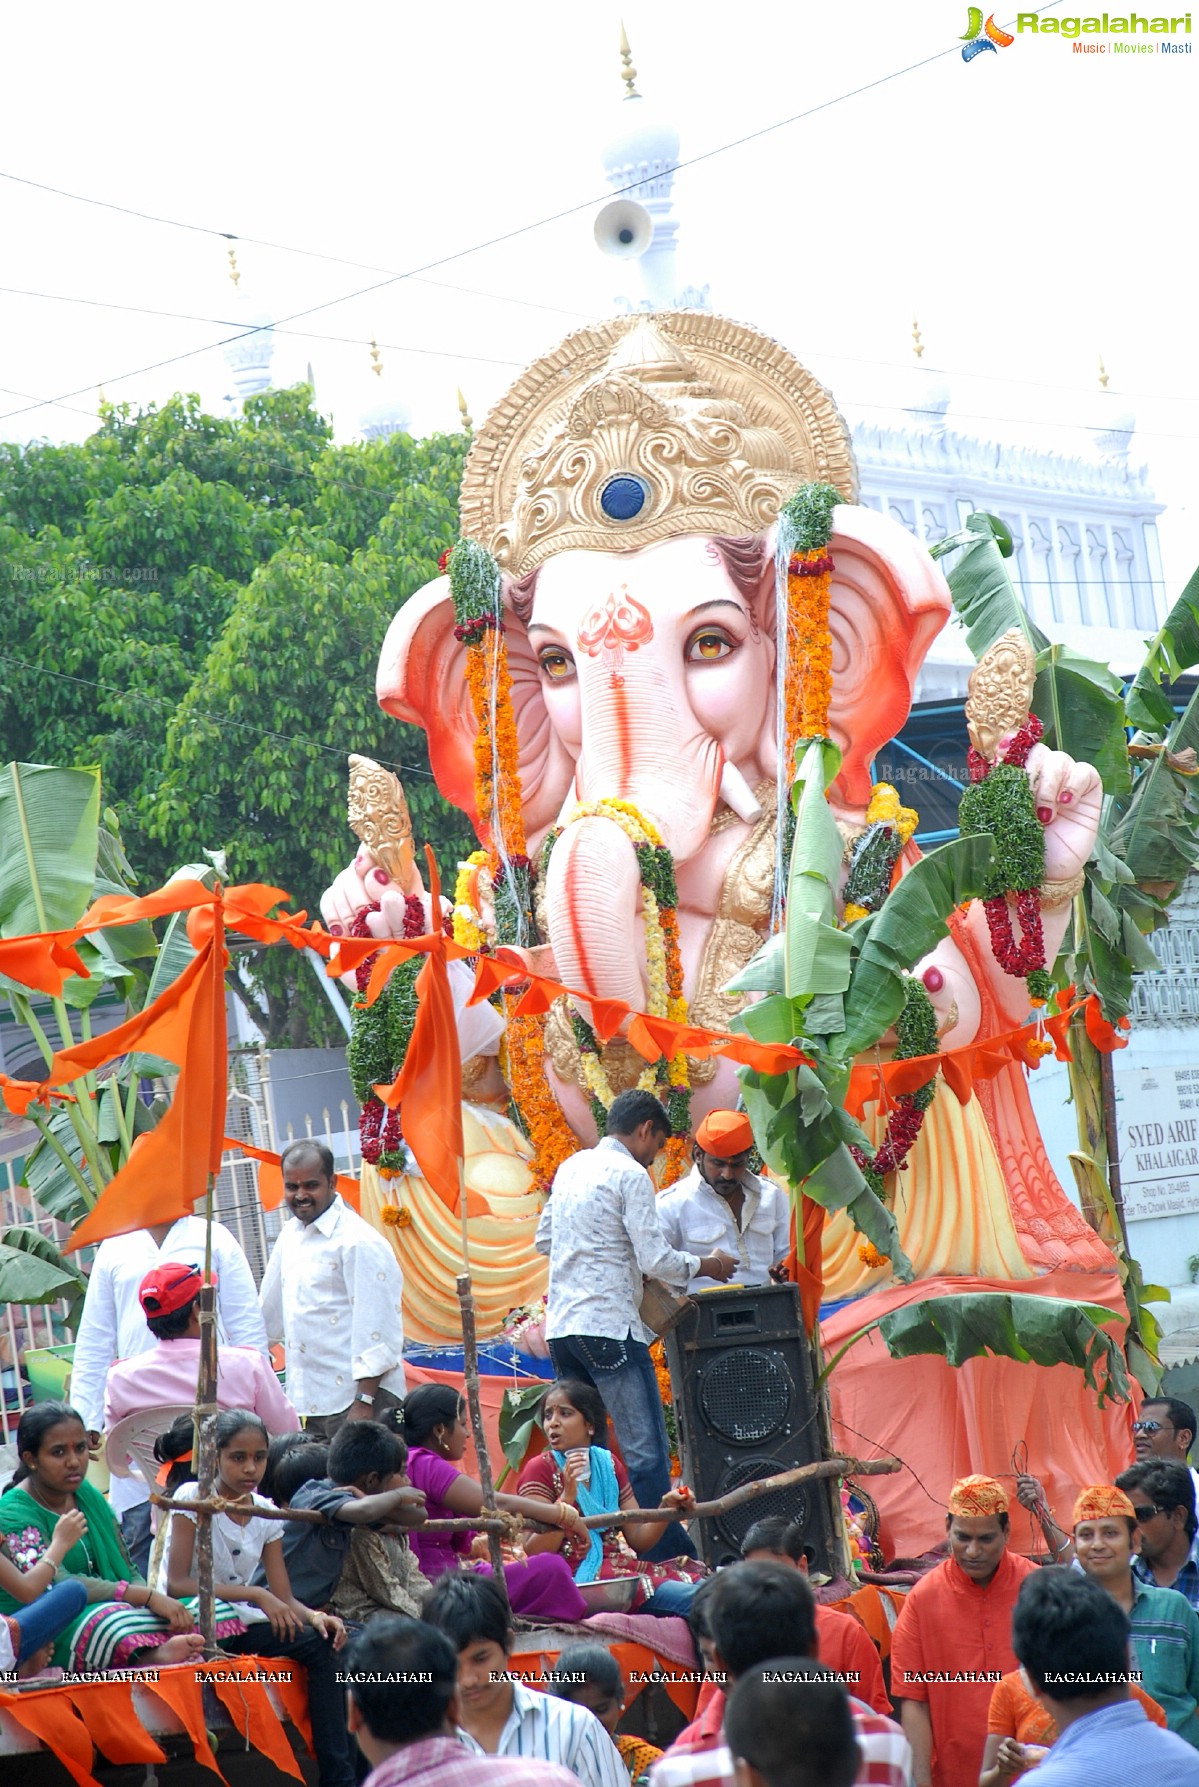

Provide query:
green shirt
left=1129, top=1576, right=1199, bottom=1746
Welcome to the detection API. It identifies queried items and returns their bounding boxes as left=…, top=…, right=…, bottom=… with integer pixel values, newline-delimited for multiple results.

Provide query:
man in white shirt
left=259, top=1139, right=406, bottom=1437
left=535, top=1088, right=735, bottom=1561
left=70, top=1208, right=268, bottom=1573
left=657, top=1110, right=792, bottom=1291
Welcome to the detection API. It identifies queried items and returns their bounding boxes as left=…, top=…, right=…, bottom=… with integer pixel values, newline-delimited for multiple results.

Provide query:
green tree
left=3, top=390, right=474, bottom=1045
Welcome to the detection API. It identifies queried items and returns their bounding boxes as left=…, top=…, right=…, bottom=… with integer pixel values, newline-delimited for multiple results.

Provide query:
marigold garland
left=777, top=484, right=841, bottom=771
left=649, top=1339, right=681, bottom=1478
left=504, top=996, right=579, bottom=1194
left=548, top=799, right=692, bottom=1183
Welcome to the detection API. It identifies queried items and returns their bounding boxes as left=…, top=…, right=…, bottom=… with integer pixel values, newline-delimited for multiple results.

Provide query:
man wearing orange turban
left=656, top=1110, right=791, bottom=1292
left=891, top=1476, right=1037, bottom=1787
left=1071, top=1480, right=1199, bottom=1747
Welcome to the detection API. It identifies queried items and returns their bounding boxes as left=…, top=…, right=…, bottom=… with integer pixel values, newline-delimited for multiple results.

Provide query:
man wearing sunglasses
left=1133, top=1400, right=1199, bottom=1512
left=1117, top=1461, right=1199, bottom=1613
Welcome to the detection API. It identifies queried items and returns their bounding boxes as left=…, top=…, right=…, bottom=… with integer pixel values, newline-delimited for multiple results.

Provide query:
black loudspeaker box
left=665, top=1282, right=839, bottom=1572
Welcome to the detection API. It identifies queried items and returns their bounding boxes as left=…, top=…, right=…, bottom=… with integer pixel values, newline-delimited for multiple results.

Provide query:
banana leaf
left=931, top=516, right=1049, bottom=660
left=0, top=763, right=101, bottom=938
left=1127, top=562, right=1199, bottom=731
left=0, top=1228, right=87, bottom=1306
left=23, top=1108, right=96, bottom=1229
left=1034, top=647, right=1130, bottom=797
left=877, top=1292, right=1131, bottom=1406
left=784, top=739, right=853, bottom=1003
left=835, top=835, right=995, bottom=1060
left=1108, top=684, right=1199, bottom=892
left=498, top=1380, right=550, bottom=1473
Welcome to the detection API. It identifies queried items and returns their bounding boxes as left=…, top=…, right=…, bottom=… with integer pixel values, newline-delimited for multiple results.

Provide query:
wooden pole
left=584, top=1454, right=901, bottom=1528
left=151, top=1493, right=513, bottom=1534
left=193, top=1173, right=219, bottom=1649
left=456, top=1271, right=509, bottom=1609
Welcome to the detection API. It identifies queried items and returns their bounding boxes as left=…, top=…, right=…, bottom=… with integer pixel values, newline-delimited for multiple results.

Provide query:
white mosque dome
left=360, top=393, right=412, bottom=442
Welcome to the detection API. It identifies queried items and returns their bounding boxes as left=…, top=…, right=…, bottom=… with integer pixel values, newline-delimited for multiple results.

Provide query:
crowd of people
left=3, top=1099, right=1199, bottom=1786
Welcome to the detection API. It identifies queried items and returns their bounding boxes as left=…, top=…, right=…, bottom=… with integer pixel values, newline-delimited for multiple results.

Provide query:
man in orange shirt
left=740, top=1516, right=891, bottom=1714
left=891, top=1475, right=1037, bottom=1787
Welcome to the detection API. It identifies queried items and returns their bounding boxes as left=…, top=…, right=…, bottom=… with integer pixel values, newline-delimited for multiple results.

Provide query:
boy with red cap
left=104, top=1262, right=299, bottom=1440
left=891, top=1475, right=1037, bottom=1787
left=657, top=1110, right=791, bottom=1291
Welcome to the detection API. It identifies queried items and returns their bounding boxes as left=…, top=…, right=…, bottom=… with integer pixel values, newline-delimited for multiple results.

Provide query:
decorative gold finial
left=457, top=387, right=473, bottom=434
left=370, top=339, right=383, bottom=379
left=912, top=315, right=924, bottom=361
left=1098, top=354, right=1109, bottom=391
left=619, top=22, right=640, bottom=97
left=227, top=248, right=241, bottom=289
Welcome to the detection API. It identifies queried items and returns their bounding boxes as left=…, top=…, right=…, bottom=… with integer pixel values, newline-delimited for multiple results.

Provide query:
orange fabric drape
left=67, top=929, right=228, bottom=1251
left=198, top=1659, right=306, bottom=1782
left=143, top=1666, right=228, bottom=1780
left=374, top=848, right=479, bottom=1219
left=0, top=1679, right=166, bottom=1787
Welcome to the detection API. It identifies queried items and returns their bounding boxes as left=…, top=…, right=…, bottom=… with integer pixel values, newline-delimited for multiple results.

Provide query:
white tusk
left=719, top=760, right=763, bottom=823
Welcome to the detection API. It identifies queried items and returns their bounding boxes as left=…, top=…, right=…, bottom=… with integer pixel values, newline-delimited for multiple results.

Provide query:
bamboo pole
left=193, top=1173, right=219, bottom=1649
left=457, top=1271, right=509, bottom=1607
left=151, top=1493, right=514, bottom=1534
left=154, top=1455, right=896, bottom=1534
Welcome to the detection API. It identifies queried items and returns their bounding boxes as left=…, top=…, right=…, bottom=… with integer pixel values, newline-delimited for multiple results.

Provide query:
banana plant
left=931, top=520, right=1199, bottom=1392
left=0, top=761, right=214, bottom=1311
left=729, top=737, right=995, bottom=1274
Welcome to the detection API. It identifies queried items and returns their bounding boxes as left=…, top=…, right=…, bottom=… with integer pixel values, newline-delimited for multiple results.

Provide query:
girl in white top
left=159, top=1408, right=357, bottom=1787
left=159, top=1408, right=343, bottom=1642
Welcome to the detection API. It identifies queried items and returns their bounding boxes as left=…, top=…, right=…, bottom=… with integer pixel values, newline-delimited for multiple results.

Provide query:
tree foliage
left=3, top=389, right=474, bottom=1044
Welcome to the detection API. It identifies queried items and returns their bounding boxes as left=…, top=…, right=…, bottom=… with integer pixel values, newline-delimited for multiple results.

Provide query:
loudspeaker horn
left=593, top=198, right=653, bottom=260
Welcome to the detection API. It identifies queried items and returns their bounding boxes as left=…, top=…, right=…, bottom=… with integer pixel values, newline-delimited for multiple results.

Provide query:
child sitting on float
left=516, top=1379, right=706, bottom=1616
left=0, top=1402, right=204, bottom=1673
left=158, top=1408, right=355, bottom=1787
left=547, top=1642, right=664, bottom=1785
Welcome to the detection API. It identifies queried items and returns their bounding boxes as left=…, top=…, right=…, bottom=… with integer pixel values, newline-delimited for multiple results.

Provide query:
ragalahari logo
left=961, top=7, right=1016, bottom=56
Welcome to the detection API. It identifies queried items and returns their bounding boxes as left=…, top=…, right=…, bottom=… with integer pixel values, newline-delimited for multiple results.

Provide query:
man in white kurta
left=258, top=1139, right=406, bottom=1437
left=657, top=1109, right=792, bottom=1292
left=70, top=1210, right=267, bottom=1573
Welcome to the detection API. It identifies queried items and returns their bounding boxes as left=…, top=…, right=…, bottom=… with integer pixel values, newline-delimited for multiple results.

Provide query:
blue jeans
left=11, top=1579, right=87, bottom=1662
left=120, top=1500, right=153, bottom=1578
left=548, top=1331, right=697, bottom=1563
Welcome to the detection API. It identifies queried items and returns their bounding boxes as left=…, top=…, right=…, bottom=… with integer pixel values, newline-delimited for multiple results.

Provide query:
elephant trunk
left=545, top=816, right=648, bottom=1012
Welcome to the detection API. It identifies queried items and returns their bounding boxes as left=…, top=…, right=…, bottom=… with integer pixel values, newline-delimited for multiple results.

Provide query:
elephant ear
left=826, top=505, right=951, bottom=809
left=376, top=574, right=577, bottom=851
left=377, top=575, right=484, bottom=836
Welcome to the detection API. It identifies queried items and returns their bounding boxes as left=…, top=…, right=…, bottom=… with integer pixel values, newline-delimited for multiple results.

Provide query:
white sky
left=2, top=0, right=1197, bottom=587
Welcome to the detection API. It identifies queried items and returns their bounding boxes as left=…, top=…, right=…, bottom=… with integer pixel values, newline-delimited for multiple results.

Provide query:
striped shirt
left=1128, top=1577, right=1199, bottom=1746
left=647, top=1701, right=912, bottom=1787
left=1026, top=1698, right=1199, bottom=1785
left=456, top=1680, right=627, bottom=1787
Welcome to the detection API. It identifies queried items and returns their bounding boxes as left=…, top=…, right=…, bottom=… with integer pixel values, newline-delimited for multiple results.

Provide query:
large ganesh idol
left=326, top=314, right=1131, bottom=1550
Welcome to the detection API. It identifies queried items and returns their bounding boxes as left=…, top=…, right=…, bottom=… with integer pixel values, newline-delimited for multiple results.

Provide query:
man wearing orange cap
left=891, top=1475, right=1037, bottom=1787
left=1072, top=1481, right=1199, bottom=1746
left=657, top=1111, right=791, bottom=1292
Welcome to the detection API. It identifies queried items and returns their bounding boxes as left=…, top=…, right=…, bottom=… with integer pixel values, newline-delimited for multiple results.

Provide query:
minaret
left=222, top=249, right=275, bottom=401
left=1094, top=354, right=1135, bottom=464
left=599, top=26, right=685, bottom=310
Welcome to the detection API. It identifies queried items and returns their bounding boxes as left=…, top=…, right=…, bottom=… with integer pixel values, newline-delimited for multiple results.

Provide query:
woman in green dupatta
left=0, top=1403, right=208, bottom=1672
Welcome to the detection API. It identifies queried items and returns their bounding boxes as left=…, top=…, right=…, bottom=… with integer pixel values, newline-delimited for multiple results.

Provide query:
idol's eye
left=686, top=627, right=735, bottom=663
left=538, top=647, right=577, bottom=683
